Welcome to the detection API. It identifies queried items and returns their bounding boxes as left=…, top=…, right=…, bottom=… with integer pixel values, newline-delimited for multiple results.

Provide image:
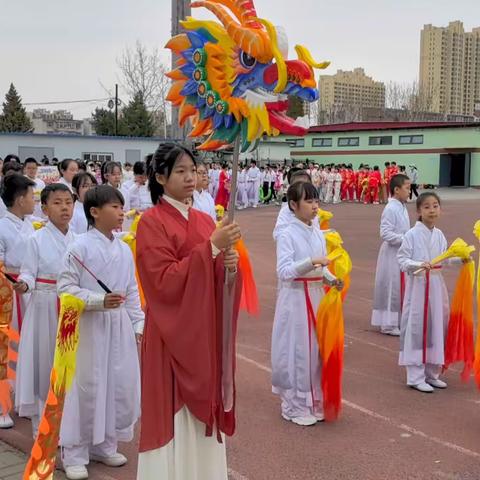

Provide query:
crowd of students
left=0, top=146, right=469, bottom=480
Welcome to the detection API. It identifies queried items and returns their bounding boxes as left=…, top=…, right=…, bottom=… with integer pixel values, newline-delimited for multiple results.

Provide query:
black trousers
left=410, top=183, right=419, bottom=199
left=270, top=182, right=277, bottom=200
left=263, top=181, right=270, bottom=202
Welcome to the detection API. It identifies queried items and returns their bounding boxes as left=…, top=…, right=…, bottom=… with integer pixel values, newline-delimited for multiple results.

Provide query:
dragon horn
left=191, top=1, right=272, bottom=61
left=210, top=0, right=261, bottom=28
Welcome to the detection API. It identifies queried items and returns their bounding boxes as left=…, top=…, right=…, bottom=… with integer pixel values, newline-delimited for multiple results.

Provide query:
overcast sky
left=1, top=0, right=479, bottom=119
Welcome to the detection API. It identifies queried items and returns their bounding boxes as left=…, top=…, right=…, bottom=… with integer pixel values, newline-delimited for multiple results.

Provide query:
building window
left=399, top=135, right=424, bottom=145
left=369, top=136, right=393, bottom=146
left=83, top=152, right=114, bottom=162
left=338, top=137, right=360, bottom=147
left=287, top=138, right=305, bottom=148
left=312, top=138, right=333, bottom=147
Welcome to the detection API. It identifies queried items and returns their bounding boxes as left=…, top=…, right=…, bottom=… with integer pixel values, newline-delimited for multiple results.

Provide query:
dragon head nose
left=263, top=60, right=316, bottom=91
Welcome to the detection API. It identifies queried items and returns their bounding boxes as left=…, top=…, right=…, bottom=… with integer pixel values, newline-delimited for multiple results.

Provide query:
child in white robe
left=70, top=172, right=97, bottom=234
left=371, top=174, right=411, bottom=336
left=0, top=173, right=36, bottom=428
left=57, top=185, right=144, bottom=480
left=15, top=184, right=75, bottom=438
left=272, top=182, right=340, bottom=426
left=397, top=192, right=466, bottom=393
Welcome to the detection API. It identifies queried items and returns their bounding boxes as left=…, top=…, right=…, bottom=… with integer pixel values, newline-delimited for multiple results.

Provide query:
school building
left=0, top=132, right=164, bottom=164
left=287, top=121, right=480, bottom=187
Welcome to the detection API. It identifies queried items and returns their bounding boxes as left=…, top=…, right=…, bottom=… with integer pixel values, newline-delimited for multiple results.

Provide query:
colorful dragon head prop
left=166, top=0, right=330, bottom=151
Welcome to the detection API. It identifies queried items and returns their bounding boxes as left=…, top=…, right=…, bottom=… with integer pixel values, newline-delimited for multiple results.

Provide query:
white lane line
left=236, top=354, right=480, bottom=460
left=344, top=333, right=399, bottom=354
left=228, top=467, right=250, bottom=480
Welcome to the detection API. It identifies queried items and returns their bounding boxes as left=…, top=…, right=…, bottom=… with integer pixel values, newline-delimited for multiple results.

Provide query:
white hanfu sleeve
left=57, top=244, right=106, bottom=311
left=397, top=233, right=424, bottom=273
left=380, top=207, right=404, bottom=246
left=276, top=233, right=315, bottom=281
left=123, top=249, right=145, bottom=334
left=19, top=235, right=39, bottom=291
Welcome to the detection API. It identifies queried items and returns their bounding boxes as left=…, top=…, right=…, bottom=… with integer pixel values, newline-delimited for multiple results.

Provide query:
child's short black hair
left=24, top=157, right=39, bottom=166
left=287, top=181, right=319, bottom=211
left=133, top=161, right=146, bottom=176
left=390, top=174, right=410, bottom=195
left=0, top=173, right=35, bottom=207
left=41, top=183, right=73, bottom=205
left=84, top=185, right=124, bottom=227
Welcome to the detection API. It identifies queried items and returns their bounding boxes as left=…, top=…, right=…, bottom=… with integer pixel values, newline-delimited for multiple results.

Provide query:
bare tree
left=117, top=41, right=170, bottom=137
left=385, top=80, right=439, bottom=121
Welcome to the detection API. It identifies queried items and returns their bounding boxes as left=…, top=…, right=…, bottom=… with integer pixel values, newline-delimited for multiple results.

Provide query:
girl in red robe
left=214, top=163, right=231, bottom=210
left=136, top=143, right=242, bottom=480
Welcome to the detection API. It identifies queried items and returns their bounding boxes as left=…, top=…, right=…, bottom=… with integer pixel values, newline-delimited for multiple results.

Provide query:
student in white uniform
left=333, top=167, right=342, bottom=204
left=210, top=163, right=220, bottom=200
left=23, top=158, right=46, bottom=219
left=102, top=161, right=132, bottom=229
left=397, top=192, right=466, bottom=393
left=236, top=165, right=249, bottom=210
left=15, top=184, right=76, bottom=438
left=271, top=182, right=341, bottom=426
left=128, top=161, right=152, bottom=213
left=247, top=160, right=261, bottom=208
left=70, top=172, right=97, bottom=234
left=0, top=161, right=24, bottom=218
left=0, top=174, right=36, bottom=428
left=57, top=185, right=144, bottom=480
left=324, top=167, right=335, bottom=204
left=57, top=159, right=79, bottom=193
left=192, top=163, right=216, bottom=222
left=371, top=174, right=411, bottom=336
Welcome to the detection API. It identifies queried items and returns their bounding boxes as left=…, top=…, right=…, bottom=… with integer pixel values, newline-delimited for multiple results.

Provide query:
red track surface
left=3, top=198, right=480, bottom=479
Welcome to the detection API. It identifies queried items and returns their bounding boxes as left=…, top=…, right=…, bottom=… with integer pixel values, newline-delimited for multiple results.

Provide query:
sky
left=1, top=0, right=479, bottom=119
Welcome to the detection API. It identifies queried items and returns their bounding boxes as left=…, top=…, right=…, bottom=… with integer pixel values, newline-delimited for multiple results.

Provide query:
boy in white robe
left=15, top=184, right=75, bottom=438
left=246, top=161, right=261, bottom=208
left=236, top=166, right=249, bottom=209
left=193, top=163, right=216, bottom=222
left=371, top=174, right=411, bottom=336
left=0, top=173, right=36, bottom=428
left=272, top=182, right=340, bottom=425
left=397, top=192, right=466, bottom=393
left=324, top=168, right=335, bottom=204
left=57, top=185, right=144, bottom=480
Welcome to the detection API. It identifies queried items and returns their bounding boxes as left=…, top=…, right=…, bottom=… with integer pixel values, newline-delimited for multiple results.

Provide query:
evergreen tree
left=121, top=92, right=155, bottom=137
left=0, top=83, right=33, bottom=132
left=286, top=95, right=305, bottom=120
left=91, top=107, right=116, bottom=136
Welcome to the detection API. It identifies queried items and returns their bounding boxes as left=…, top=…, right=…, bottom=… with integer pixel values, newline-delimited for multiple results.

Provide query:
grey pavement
left=0, top=439, right=66, bottom=480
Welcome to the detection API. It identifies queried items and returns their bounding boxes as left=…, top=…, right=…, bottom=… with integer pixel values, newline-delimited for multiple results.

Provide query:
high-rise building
left=318, top=68, right=385, bottom=124
left=419, top=21, right=480, bottom=116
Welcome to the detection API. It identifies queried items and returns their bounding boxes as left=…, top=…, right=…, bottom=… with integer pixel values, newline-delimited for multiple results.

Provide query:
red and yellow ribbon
left=24, top=294, right=85, bottom=480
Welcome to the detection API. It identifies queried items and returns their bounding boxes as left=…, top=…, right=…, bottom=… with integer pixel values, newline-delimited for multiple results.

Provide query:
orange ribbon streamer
left=235, top=238, right=259, bottom=316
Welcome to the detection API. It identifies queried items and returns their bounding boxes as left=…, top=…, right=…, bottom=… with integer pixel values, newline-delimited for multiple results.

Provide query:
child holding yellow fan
left=397, top=192, right=468, bottom=393
left=271, top=182, right=341, bottom=426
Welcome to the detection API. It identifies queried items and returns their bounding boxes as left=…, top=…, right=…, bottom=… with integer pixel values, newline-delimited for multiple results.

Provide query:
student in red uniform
left=345, top=165, right=355, bottom=202
left=384, top=162, right=392, bottom=198
left=356, top=165, right=366, bottom=203
left=367, top=166, right=382, bottom=204
left=136, top=143, right=242, bottom=479
left=340, top=164, right=347, bottom=201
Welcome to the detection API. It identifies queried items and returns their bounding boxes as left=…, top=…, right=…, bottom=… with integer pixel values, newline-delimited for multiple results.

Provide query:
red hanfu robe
left=136, top=199, right=242, bottom=453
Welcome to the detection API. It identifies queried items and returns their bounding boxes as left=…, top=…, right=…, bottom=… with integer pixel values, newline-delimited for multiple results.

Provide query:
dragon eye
left=240, top=51, right=257, bottom=69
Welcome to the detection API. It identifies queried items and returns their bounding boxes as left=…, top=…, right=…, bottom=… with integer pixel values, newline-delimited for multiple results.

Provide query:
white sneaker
left=426, top=378, right=447, bottom=389
left=411, top=382, right=434, bottom=393
left=381, top=327, right=401, bottom=336
left=90, top=452, right=127, bottom=467
left=0, top=414, right=14, bottom=429
left=281, top=413, right=317, bottom=426
left=314, top=411, right=325, bottom=422
left=64, top=465, right=88, bottom=480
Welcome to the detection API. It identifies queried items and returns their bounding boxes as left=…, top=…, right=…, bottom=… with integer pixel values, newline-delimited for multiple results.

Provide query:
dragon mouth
left=244, top=88, right=309, bottom=136
left=265, top=98, right=309, bottom=136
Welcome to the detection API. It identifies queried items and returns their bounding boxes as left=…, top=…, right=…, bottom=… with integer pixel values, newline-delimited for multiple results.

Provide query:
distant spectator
left=408, top=165, right=419, bottom=199
left=2, top=161, right=23, bottom=177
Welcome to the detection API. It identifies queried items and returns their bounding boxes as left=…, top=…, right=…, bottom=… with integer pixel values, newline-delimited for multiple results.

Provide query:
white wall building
left=0, top=133, right=165, bottom=164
